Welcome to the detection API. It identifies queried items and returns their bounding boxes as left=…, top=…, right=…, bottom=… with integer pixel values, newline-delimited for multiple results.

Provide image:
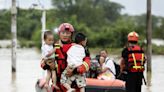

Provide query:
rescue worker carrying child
left=41, top=23, right=91, bottom=92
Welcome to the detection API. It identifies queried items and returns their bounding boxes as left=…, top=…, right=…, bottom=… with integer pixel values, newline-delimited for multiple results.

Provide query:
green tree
left=17, top=9, right=41, bottom=40
left=0, top=10, right=11, bottom=39
left=51, top=0, right=123, bottom=30
left=154, top=18, right=164, bottom=39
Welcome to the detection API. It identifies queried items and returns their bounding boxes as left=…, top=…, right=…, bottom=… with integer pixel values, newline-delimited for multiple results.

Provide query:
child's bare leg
left=80, top=87, right=85, bottom=92
left=45, top=70, right=51, bottom=88
left=61, top=68, right=75, bottom=92
left=51, top=70, right=59, bottom=89
left=40, top=59, right=45, bottom=65
left=63, top=83, right=75, bottom=92
left=63, top=83, right=71, bottom=90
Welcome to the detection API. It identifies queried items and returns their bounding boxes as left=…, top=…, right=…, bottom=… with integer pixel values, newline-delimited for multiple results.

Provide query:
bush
left=19, top=39, right=35, bottom=48
left=152, top=44, right=164, bottom=55
left=31, top=29, right=41, bottom=49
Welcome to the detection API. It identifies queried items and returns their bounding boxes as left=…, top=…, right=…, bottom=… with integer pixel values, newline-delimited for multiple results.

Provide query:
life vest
left=127, top=45, right=145, bottom=72
left=54, top=42, right=72, bottom=79
left=54, top=42, right=91, bottom=92
left=55, top=42, right=90, bottom=79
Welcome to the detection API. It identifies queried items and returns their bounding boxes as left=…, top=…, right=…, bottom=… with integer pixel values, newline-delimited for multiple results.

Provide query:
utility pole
left=31, top=3, right=46, bottom=76
left=31, top=3, right=46, bottom=46
left=41, top=9, right=46, bottom=46
left=146, top=0, right=152, bottom=73
left=146, top=0, right=152, bottom=85
left=40, top=4, right=46, bottom=77
left=11, top=0, right=17, bottom=72
left=37, top=0, right=46, bottom=46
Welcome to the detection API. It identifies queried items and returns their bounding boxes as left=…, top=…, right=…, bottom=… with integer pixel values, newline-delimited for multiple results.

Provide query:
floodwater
left=0, top=48, right=42, bottom=92
left=0, top=48, right=164, bottom=92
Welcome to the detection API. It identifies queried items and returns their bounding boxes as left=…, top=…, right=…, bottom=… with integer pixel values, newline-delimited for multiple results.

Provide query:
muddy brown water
left=0, top=48, right=164, bottom=92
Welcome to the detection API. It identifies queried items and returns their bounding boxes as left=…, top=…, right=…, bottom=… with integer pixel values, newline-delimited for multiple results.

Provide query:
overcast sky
left=0, top=0, right=164, bottom=16
left=110, top=0, right=164, bottom=16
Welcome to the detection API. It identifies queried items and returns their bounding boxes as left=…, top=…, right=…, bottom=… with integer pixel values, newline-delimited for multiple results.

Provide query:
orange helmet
left=127, top=31, right=139, bottom=42
left=58, top=23, right=75, bottom=34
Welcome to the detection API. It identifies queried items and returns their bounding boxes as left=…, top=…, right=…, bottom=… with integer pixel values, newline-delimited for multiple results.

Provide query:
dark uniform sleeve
left=121, top=48, right=129, bottom=72
left=84, top=46, right=90, bottom=57
left=122, top=48, right=128, bottom=61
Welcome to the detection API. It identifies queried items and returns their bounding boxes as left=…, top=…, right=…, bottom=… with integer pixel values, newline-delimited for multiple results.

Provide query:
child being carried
left=41, top=31, right=59, bottom=90
left=60, top=33, right=88, bottom=92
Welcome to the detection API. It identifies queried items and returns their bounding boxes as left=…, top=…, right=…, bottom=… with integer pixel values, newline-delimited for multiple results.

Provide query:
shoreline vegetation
left=90, top=45, right=164, bottom=55
left=1, top=42, right=164, bottom=55
left=1, top=0, right=164, bottom=57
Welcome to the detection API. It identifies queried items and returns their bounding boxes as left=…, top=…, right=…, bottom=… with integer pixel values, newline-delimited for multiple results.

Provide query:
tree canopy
left=0, top=0, right=164, bottom=48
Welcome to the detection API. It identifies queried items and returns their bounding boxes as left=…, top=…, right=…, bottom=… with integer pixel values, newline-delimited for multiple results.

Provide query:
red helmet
left=128, top=31, right=139, bottom=42
left=58, top=23, right=75, bottom=34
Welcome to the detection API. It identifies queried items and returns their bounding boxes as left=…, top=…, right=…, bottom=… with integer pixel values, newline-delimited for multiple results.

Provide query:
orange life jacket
left=54, top=42, right=91, bottom=92
left=55, top=42, right=91, bottom=78
left=55, top=42, right=72, bottom=78
left=127, top=45, right=145, bottom=72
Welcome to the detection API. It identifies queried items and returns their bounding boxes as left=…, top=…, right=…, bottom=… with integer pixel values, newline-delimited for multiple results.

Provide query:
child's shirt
left=41, top=43, right=54, bottom=58
left=67, top=44, right=85, bottom=68
left=102, top=57, right=116, bottom=76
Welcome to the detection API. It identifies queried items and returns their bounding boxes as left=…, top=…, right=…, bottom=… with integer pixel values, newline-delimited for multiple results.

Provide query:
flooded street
left=0, top=48, right=42, bottom=92
left=0, top=48, right=164, bottom=92
left=142, top=55, right=164, bottom=92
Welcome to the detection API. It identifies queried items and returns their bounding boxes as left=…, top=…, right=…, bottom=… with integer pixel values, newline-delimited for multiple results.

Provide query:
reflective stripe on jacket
left=127, top=45, right=145, bottom=72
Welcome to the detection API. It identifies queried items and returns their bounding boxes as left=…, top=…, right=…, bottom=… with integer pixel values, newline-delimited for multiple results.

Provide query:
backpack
left=105, top=58, right=120, bottom=78
left=113, top=61, right=120, bottom=78
left=95, top=55, right=121, bottom=78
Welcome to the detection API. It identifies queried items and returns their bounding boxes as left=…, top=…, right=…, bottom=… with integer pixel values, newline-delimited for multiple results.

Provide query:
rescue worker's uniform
left=41, top=23, right=90, bottom=92
left=121, top=31, right=146, bottom=92
left=54, top=41, right=90, bottom=92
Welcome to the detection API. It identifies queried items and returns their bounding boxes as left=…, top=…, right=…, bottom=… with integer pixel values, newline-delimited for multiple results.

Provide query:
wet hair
left=43, top=31, right=53, bottom=40
left=100, top=49, right=108, bottom=54
left=74, top=33, right=86, bottom=44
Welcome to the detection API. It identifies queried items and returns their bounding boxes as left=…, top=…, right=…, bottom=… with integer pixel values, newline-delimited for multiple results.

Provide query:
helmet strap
left=61, top=40, right=72, bottom=44
left=128, top=41, right=137, bottom=44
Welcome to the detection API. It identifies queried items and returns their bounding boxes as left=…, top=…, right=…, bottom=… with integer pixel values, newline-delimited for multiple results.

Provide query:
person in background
left=97, top=50, right=116, bottom=80
left=120, top=31, right=146, bottom=92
